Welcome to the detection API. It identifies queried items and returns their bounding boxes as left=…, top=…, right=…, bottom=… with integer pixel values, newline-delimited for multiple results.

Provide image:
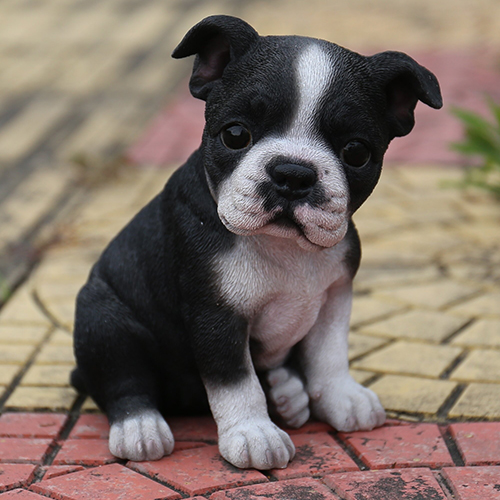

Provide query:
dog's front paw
left=218, top=418, right=295, bottom=469
left=109, top=409, right=174, bottom=461
left=267, top=367, right=310, bottom=428
left=311, top=377, right=386, bottom=432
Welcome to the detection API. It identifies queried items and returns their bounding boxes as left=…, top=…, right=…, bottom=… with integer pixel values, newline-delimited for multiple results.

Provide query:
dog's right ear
left=172, top=15, right=259, bottom=100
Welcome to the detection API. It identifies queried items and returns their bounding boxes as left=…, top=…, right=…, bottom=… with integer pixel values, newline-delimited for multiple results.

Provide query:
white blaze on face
left=216, top=42, right=350, bottom=250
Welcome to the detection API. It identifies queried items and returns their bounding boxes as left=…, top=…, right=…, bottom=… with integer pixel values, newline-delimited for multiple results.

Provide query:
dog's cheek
left=343, top=162, right=382, bottom=214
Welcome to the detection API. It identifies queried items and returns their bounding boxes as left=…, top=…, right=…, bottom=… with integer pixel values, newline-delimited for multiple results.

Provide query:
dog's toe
left=109, top=409, right=174, bottom=461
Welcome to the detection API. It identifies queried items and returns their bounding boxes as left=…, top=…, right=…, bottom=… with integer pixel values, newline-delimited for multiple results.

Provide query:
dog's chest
left=212, top=235, right=350, bottom=368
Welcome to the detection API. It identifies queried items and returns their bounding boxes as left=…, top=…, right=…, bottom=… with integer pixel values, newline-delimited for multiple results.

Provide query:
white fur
left=109, top=410, right=174, bottom=462
left=204, top=347, right=295, bottom=469
left=267, top=367, right=310, bottom=428
left=213, top=233, right=352, bottom=369
left=300, top=281, right=386, bottom=431
left=216, top=42, right=350, bottom=250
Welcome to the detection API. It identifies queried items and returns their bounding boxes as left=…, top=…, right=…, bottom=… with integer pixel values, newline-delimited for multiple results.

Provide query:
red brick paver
left=68, top=415, right=109, bottom=440
left=128, top=444, right=267, bottom=496
left=270, top=432, right=358, bottom=480
left=0, top=465, right=36, bottom=492
left=53, top=439, right=117, bottom=466
left=324, top=468, right=448, bottom=500
left=0, top=419, right=498, bottom=497
left=41, top=465, right=85, bottom=480
left=209, top=477, right=339, bottom=499
left=340, top=423, right=453, bottom=469
left=0, top=490, right=49, bottom=499
left=0, top=414, right=66, bottom=439
left=0, top=438, right=53, bottom=464
left=31, top=463, right=181, bottom=500
left=443, top=466, right=500, bottom=500
left=450, top=422, right=500, bottom=465
left=168, top=416, right=218, bottom=442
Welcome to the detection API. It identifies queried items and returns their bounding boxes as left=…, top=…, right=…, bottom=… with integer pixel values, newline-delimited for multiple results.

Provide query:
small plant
left=451, top=98, right=500, bottom=197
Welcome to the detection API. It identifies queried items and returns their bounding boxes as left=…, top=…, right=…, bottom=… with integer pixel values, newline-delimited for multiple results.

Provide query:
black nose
left=269, top=163, right=317, bottom=201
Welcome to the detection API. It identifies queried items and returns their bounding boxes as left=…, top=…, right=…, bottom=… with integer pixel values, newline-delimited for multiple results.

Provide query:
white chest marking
left=213, top=235, right=351, bottom=369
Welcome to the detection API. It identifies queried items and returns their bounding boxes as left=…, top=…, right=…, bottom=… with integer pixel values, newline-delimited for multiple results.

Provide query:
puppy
left=72, top=15, right=442, bottom=469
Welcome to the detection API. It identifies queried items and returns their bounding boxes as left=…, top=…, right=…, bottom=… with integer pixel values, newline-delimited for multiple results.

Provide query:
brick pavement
left=0, top=414, right=499, bottom=499
left=1, top=0, right=500, bottom=497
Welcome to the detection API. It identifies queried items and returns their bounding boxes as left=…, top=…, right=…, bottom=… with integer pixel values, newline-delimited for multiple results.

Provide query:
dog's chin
left=219, top=213, right=346, bottom=252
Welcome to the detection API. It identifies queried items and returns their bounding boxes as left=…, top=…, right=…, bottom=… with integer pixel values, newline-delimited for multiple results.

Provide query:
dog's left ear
left=369, top=51, right=443, bottom=138
left=172, top=15, right=259, bottom=100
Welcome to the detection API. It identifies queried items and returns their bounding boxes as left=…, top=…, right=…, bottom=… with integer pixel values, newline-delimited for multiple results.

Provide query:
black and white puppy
left=72, top=15, right=442, bottom=470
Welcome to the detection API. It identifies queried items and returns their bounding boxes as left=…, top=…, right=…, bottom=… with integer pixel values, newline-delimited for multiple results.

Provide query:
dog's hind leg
left=73, top=279, right=175, bottom=462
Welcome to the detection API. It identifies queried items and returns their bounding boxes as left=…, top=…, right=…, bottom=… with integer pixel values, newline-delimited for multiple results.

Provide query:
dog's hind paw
left=219, top=417, right=295, bottom=469
left=109, top=409, right=174, bottom=461
left=267, top=367, right=310, bottom=428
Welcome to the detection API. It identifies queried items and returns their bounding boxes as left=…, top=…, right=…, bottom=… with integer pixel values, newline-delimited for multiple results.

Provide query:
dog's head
left=173, top=16, right=442, bottom=251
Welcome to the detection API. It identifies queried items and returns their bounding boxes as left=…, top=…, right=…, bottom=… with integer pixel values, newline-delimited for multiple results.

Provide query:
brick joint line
left=438, top=424, right=465, bottom=467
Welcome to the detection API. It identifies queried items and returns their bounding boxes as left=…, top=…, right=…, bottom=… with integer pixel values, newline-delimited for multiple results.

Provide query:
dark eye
left=220, top=124, right=251, bottom=150
left=341, top=140, right=371, bottom=167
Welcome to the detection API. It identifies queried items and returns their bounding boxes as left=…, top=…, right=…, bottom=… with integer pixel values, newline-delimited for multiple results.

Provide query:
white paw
left=109, top=410, right=174, bottom=461
left=267, top=367, right=310, bottom=428
left=311, top=376, right=386, bottom=432
left=218, top=418, right=295, bottom=470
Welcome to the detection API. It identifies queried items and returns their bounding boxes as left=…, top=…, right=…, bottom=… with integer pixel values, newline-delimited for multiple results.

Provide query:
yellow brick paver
left=369, top=375, right=457, bottom=414
left=348, top=333, right=389, bottom=361
left=352, top=340, right=463, bottom=378
left=0, top=287, right=51, bottom=327
left=374, top=280, right=480, bottom=310
left=34, top=345, right=75, bottom=365
left=350, top=296, right=407, bottom=327
left=5, top=386, right=78, bottom=411
left=21, top=365, right=72, bottom=387
left=450, top=350, right=500, bottom=383
left=0, top=364, right=21, bottom=385
left=0, top=325, right=50, bottom=344
left=448, top=292, right=500, bottom=319
left=451, top=319, right=500, bottom=348
left=0, top=344, right=36, bottom=364
left=449, top=383, right=500, bottom=419
left=360, top=310, right=469, bottom=343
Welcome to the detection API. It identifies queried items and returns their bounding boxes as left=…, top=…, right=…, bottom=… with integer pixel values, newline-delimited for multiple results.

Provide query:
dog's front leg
left=203, top=343, right=295, bottom=469
left=300, top=280, right=386, bottom=432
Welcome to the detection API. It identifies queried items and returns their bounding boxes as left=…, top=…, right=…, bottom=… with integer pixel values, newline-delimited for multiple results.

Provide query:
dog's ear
left=369, top=51, right=443, bottom=138
left=172, top=15, right=259, bottom=100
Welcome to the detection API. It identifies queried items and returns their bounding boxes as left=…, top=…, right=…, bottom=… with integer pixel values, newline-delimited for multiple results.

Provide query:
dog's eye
left=341, top=141, right=371, bottom=168
left=221, top=124, right=251, bottom=150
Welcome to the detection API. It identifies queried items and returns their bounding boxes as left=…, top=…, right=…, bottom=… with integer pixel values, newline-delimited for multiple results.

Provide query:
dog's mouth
left=219, top=209, right=336, bottom=252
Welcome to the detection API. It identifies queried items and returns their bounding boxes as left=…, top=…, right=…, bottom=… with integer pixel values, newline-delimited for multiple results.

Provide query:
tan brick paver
left=369, top=375, right=458, bottom=415
left=352, top=340, right=463, bottom=378
left=360, top=310, right=469, bottom=343
left=449, top=384, right=500, bottom=419
left=451, top=319, right=500, bottom=348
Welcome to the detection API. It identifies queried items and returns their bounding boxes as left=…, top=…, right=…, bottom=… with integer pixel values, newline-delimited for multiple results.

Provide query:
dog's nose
left=269, top=163, right=317, bottom=201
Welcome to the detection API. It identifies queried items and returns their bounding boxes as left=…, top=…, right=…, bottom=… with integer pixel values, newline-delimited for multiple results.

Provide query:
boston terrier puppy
left=72, top=15, right=442, bottom=469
